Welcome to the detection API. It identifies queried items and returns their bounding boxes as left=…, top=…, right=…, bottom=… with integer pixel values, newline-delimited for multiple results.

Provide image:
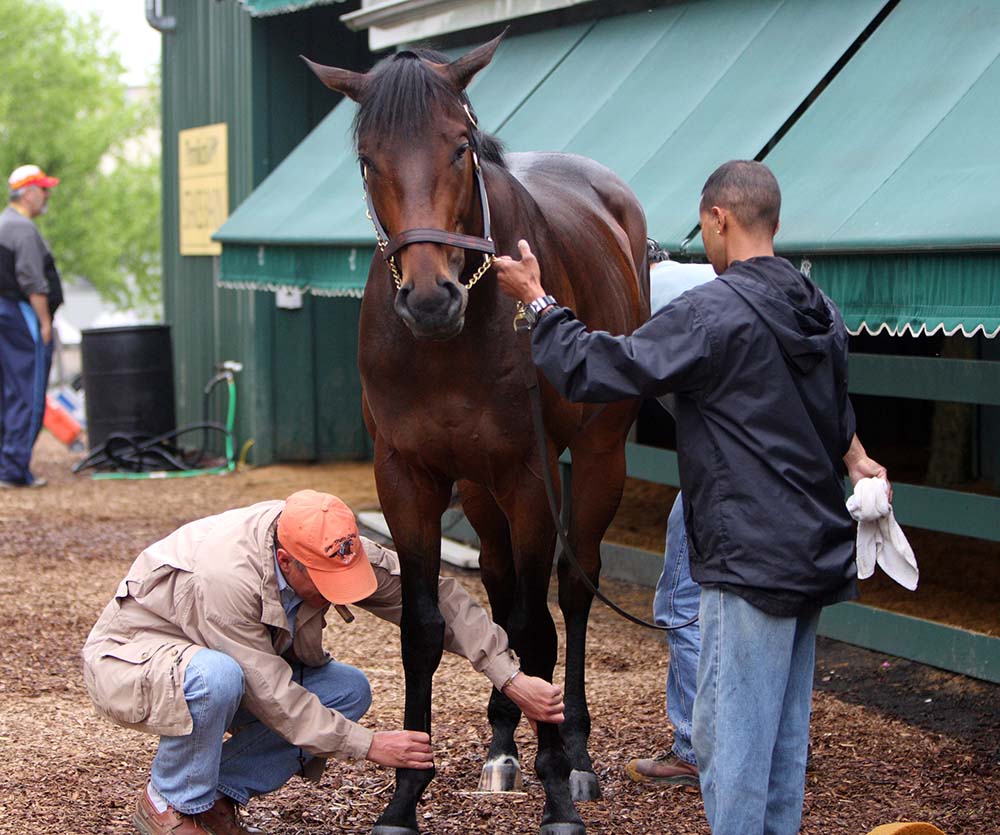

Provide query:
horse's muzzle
left=394, top=277, right=468, bottom=340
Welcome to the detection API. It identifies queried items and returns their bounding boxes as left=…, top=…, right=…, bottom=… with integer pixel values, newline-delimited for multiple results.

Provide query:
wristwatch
left=523, top=294, right=558, bottom=327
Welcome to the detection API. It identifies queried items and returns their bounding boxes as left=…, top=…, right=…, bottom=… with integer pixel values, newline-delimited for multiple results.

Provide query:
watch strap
left=527, top=294, right=557, bottom=318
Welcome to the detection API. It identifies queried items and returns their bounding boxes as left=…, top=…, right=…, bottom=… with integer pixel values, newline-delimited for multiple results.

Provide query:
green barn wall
left=160, top=0, right=369, bottom=465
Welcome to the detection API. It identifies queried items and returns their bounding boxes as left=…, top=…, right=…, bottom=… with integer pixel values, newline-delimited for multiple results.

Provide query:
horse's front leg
left=458, top=481, right=524, bottom=792
left=371, top=448, right=452, bottom=835
left=498, top=466, right=585, bottom=835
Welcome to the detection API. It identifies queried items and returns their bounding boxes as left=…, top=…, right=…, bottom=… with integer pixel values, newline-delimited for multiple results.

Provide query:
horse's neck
left=485, top=164, right=573, bottom=299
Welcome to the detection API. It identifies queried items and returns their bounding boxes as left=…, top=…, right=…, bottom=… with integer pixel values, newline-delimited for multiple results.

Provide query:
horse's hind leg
left=495, top=469, right=585, bottom=835
left=458, top=481, right=524, bottom=792
left=559, top=434, right=629, bottom=802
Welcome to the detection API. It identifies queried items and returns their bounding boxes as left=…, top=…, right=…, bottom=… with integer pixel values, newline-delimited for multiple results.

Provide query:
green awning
left=499, top=0, right=888, bottom=250
left=216, top=0, right=888, bottom=295
left=762, top=0, right=1000, bottom=252
left=217, top=244, right=369, bottom=298
left=238, top=0, right=343, bottom=17
left=805, top=253, right=1000, bottom=338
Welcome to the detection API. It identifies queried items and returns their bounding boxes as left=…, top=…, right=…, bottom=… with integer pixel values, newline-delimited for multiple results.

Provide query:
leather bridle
left=362, top=101, right=496, bottom=290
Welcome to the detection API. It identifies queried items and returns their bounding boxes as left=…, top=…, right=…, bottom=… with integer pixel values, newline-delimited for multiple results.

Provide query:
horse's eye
left=359, top=156, right=375, bottom=176
left=453, top=143, right=470, bottom=164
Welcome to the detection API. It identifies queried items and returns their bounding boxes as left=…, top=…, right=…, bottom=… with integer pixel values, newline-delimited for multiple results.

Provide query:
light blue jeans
left=151, top=649, right=372, bottom=814
left=652, top=492, right=700, bottom=766
left=692, top=587, right=820, bottom=835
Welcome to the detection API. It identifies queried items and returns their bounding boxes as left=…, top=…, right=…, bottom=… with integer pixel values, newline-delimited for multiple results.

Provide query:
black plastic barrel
left=81, top=324, right=177, bottom=450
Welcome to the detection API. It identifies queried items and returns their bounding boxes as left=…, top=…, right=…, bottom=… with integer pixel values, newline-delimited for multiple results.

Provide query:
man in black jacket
left=493, top=160, right=885, bottom=835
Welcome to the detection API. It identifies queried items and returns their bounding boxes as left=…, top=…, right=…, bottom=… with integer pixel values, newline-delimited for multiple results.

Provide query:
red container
left=44, top=395, right=82, bottom=447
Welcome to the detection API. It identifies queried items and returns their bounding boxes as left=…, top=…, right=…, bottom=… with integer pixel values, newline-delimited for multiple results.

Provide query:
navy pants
left=0, top=297, right=46, bottom=484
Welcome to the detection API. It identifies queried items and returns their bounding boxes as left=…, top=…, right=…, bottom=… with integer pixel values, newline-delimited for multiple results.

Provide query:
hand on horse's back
left=366, top=730, right=434, bottom=769
left=494, top=240, right=544, bottom=304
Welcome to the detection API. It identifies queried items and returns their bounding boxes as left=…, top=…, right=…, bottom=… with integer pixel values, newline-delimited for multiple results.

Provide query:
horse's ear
left=301, top=56, right=368, bottom=102
left=446, top=30, right=506, bottom=90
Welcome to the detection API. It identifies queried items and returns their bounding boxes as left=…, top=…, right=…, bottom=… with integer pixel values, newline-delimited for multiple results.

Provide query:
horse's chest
left=366, top=383, right=530, bottom=477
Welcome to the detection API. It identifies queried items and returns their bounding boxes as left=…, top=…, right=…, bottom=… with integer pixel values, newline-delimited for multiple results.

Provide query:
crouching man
left=83, top=490, right=564, bottom=835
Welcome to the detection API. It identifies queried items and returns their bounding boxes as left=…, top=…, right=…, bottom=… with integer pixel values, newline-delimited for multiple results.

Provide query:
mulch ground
left=0, top=435, right=996, bottom=835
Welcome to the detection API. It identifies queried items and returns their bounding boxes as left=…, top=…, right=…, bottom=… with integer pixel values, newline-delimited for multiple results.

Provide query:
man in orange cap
left=83, top=490, right=564, bottom=835
left=0, top=164, right=64, bottom=487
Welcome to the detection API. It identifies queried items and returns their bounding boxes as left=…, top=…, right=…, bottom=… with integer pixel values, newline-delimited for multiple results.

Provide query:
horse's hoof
left=477, top=755, right=524, bottom=792
left=569, top=769, right=601, bottom=802
left=371, top=827, right=420, bottom=835
left=539, top=824, right=586, bottom=835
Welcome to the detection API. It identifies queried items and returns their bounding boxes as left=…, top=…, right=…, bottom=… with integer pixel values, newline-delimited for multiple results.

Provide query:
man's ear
left=712, top=206, right=727, bottom=236
left=275, top=547, right=293, bottom=571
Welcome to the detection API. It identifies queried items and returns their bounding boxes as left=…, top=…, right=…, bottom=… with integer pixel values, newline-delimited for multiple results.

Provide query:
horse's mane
left=353, top=48, right=507, bottom=168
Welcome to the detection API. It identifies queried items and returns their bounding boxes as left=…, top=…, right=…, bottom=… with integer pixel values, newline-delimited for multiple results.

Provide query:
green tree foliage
left=0, top=0, right=161, bottom=311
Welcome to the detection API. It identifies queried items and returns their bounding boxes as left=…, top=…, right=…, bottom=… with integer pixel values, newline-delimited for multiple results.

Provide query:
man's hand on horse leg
left=502, top=673, right=565, bottom=727
left=494, top=239, right=545, bottom=304
left=366, top=730, right=435, bottom=769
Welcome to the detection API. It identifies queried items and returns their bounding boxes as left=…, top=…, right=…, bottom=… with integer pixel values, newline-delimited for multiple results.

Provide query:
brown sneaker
left=132, top=787, right=211, bottom=835
left=200, top=797, right=265, bottom=835
left=625, top=751, right=700, bottom=787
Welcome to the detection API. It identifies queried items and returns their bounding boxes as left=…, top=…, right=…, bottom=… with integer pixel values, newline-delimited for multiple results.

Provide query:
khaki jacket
left=82, top=500, right=518, bottom=761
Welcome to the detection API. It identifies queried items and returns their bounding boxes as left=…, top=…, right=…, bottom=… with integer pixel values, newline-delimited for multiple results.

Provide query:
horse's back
left=507, top=151, right=649, bottom=326
left=508, top=151, right=634, bottom=208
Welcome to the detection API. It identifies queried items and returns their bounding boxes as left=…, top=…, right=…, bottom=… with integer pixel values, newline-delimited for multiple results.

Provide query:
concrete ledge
left=386, top=509, right=666, bottom=589
left=358, top=511, right=481, bottom=570
left=598, top=542, right=663, bottom=588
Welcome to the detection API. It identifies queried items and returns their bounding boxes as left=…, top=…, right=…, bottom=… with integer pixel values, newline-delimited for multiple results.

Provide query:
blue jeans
left=0, top=298, right=46, bottom=484
left=652, top=492, right=700, bottom=765
left=692, top=587, right=820, bottom=835
left=151, top=649, right=372, bottom=814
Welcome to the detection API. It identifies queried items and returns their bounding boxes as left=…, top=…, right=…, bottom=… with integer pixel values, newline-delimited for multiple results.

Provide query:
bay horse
left=306, top=34, right=649, bottom=835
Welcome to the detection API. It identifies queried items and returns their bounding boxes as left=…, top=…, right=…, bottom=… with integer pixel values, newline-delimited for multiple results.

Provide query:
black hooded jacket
left=531, top=256, right=857, bottom=616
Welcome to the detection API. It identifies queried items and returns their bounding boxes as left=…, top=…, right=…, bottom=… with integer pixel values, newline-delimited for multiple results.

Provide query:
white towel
left=846, top=477, right=919, bottom=591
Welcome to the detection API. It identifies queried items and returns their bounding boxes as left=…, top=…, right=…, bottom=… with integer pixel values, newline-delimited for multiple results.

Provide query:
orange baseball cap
left=277, top=490, right=377, bottom=605
left=9, top=164, right=60, bottom=191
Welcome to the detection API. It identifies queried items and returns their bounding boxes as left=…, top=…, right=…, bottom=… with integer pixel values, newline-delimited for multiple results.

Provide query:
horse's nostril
left=393, top=285, right=414, bottom=320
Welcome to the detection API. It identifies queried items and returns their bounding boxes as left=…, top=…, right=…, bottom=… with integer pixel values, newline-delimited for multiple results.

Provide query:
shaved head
left=700, top=160, right=781, bottom=234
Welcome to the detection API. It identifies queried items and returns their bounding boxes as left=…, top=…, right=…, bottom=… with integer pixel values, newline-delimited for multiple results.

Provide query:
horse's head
left=304, top=35, right=505, bottom=340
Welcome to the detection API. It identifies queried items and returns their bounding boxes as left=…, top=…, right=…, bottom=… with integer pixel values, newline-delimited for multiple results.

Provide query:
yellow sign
left=178, top=123, right=228, bottom=256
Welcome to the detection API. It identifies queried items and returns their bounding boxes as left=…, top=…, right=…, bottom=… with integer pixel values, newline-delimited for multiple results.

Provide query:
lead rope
left=522, top=342, right=698, bottom=631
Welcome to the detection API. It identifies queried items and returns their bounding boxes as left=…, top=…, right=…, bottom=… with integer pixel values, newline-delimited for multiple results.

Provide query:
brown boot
left=200, top=797, right=265, bottom=835
left=132, top=788, right=212, bottom=835
left=625, top=751, right=700, bottom=787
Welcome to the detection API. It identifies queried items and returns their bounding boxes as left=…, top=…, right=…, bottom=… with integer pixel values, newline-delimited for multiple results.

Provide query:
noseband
left=362, top=102, right=496, bottom=291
